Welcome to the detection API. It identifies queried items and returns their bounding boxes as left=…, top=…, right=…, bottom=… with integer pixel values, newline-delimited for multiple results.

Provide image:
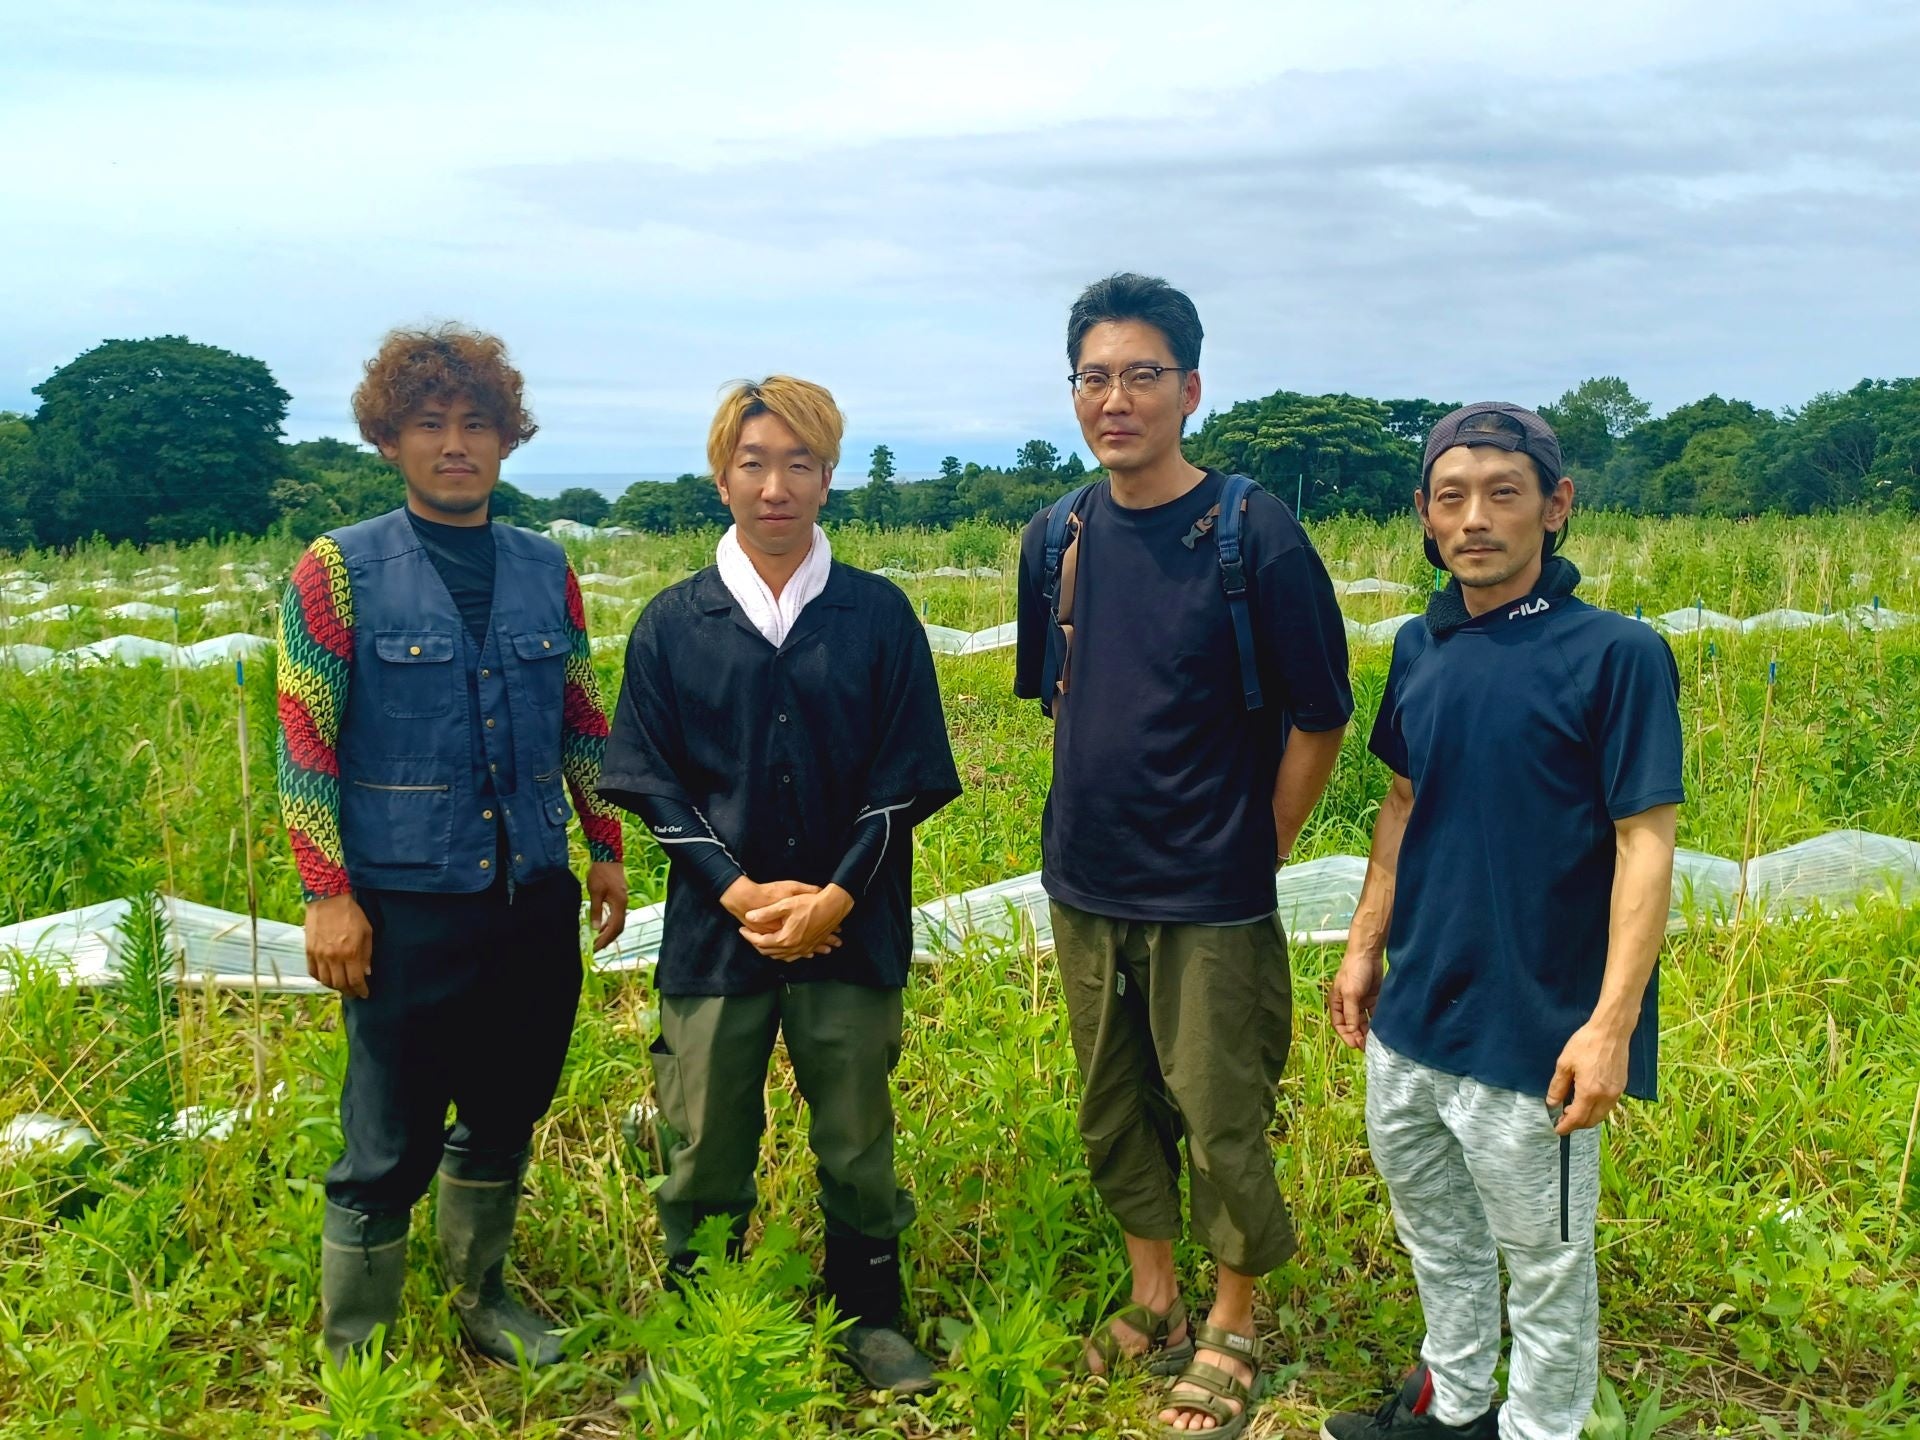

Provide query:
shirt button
left=542, top=640, right=552, bottom=649
left=482, top=809, right=494, bottom=820
left=514, top=853, right=524, bottom=864
left=408, top=645, right=421, bottom=656
left=777, top=712, right=788, bottom=723
left=780, top=774, right=791, bottom=785
left=485, top=717, right=495, bottom=729
left=489, top=762, right=498, bottom=773
left=479, top=858, right=491, bottom=870
left=480, top=667, right=490, bottom=678
left=787, top=837, right=797, bottom=848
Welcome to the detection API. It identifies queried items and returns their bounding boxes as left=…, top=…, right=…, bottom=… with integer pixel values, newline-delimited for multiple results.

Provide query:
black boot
left=320, top=1202, right=408, bottom=1365
left=823, top=1232, right=937, bottom=1396
left=434, top=1151, right=565, bottom=1367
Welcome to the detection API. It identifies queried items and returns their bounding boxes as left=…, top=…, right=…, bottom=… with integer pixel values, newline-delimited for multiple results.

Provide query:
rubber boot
left=434, top=1150, right=565, bottom=1367
left=320, top=1202, right=409, bottom=1365
left=824, top=1232, right=937, bottom=1396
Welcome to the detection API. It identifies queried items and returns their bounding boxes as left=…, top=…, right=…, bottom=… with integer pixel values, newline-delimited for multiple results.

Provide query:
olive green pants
left=648, top=981, right=915, bottom=1256
left=1051, top=900, right=1296, bottom=1276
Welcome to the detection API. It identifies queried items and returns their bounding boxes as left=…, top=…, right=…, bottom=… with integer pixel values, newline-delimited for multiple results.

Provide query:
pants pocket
left=648, top=1033, right=687, bottom=1158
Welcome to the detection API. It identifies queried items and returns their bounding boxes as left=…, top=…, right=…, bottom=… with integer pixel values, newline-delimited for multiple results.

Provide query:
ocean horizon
left=505, top=471, right=931, bottom=501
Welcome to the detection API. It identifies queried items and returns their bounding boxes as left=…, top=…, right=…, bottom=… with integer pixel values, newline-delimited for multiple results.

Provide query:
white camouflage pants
left=1365, top=1035, right=1602, bottom=1440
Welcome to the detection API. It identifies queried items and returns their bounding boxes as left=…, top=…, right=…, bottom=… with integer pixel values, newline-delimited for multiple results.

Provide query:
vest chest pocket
left=372, top=630, right=457, bottom=719
left=512, top=629, right=571, bottom=715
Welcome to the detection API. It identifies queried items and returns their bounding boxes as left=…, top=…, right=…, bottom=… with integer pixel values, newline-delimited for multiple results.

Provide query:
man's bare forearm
left=1272, top=725, right=1346, bottom=858
left=1591, top=805, right=1678, bottom=1038
left=1346, top=775, right=1413, bottom=963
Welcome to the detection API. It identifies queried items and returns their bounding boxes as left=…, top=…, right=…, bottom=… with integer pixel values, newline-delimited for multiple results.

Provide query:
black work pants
left=324, top=871, right=583, bottom=1218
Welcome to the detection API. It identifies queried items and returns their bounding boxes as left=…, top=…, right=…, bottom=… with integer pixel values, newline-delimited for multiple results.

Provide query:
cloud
left=3, top=2, right=1916, bottom=470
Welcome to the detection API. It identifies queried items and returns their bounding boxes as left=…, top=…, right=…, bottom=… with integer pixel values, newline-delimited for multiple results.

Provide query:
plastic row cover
left=7, top=833, right=1916, bottom=998
left=0, top=632, right=270, bottom=672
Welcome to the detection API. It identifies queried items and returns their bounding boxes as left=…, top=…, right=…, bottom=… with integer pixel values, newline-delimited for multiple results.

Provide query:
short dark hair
left=1067, top=273, right=1203, bottom=372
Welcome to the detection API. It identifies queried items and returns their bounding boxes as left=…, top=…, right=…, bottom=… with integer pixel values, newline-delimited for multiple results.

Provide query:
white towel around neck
left=715, top=524, right=832, bottom=646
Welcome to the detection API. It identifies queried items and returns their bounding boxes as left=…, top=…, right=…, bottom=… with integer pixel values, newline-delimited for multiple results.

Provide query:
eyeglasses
left=1068, top=364, right=1189, bottom=401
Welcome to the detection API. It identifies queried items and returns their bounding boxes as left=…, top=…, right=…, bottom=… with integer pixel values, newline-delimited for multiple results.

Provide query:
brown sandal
left=1157, top=1322, right=1265, bottom=1439
left=1080, top=1295, right=1196, bottom=1378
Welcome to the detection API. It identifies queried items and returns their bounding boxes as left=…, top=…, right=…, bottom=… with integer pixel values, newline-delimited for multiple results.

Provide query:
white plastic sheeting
left=0, top=895, right=318, bottom=995
left=0, top=631, right=270, bottom=671
left=8, top=833, right=1918, bottom=1000
left=1744, top=830, right=1920, bottom=915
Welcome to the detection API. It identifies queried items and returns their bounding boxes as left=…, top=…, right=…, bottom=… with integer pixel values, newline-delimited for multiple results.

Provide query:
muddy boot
left=320, top=1202, right=409, bottom=1365
left=434, top=1150, right=565, bottom=1367
left=824, top=1232, right=937, bottom=1396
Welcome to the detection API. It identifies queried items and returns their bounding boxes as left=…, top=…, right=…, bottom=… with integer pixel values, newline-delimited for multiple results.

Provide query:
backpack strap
left=1039, top=482, right=1097, bottom=716
left=1189, top=474, right=1265, bottom=711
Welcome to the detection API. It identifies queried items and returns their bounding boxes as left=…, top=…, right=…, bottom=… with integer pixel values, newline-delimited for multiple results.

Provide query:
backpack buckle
left=1219, top=557, right=1247, bottom=595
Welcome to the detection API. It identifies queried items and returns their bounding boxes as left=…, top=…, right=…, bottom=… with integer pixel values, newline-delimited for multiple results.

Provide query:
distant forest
left=2, top=336, right=1916, bottom=549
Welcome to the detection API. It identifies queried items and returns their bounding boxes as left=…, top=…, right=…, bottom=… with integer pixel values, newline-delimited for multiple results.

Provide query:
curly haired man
left=277, top=325, right=627, bottom=1368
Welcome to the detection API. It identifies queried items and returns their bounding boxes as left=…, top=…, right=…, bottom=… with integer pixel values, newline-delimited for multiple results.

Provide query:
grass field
left=2, top=513, right=1918, bottom=1438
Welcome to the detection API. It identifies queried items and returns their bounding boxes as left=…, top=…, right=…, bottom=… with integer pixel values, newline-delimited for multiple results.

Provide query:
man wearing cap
left=1320, top=404, right=1682, bottom=1440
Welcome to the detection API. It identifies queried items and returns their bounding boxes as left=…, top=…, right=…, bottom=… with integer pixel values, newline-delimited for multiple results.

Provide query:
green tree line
left=3, top=337, right=1917, bottom=550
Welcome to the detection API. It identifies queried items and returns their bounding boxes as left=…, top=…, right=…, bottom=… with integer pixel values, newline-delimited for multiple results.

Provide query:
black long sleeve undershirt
left=635, top=796, right=901, bottom=903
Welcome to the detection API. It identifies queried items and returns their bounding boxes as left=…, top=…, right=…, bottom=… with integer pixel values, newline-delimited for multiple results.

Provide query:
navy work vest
left=330, top=507, right=575, bottom=892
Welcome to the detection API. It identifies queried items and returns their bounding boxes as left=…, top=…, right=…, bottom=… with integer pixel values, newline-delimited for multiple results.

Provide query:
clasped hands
left=722, top=876, right=852, bottom=962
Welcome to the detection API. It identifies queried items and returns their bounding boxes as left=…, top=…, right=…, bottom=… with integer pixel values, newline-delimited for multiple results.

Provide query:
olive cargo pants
left=1051, top=899, right=1296, bottom=1276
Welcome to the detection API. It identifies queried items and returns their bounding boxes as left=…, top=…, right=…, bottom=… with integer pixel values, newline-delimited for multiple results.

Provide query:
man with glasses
left=1320, top=404, right=1681, bottom=1440
left=1014, top=273, right=1353, bottom=1436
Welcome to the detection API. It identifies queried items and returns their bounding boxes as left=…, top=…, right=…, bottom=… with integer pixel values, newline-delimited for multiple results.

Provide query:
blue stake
left=1707, top=641, right=1716, bottom=660
left=236, top=658, right=244, bottom=687
left=1768, top=660, right=1777, bottom=686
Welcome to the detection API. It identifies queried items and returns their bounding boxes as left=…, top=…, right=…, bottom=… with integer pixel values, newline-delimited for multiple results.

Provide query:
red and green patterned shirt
left=276, top=535, right=624, bottom=901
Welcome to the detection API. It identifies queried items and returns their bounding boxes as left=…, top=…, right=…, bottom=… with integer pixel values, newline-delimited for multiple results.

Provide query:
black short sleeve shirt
left=1014, top=471, right=1354, bottom=923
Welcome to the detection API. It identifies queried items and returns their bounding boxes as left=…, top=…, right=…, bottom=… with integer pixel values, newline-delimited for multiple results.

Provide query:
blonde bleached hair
left=706, top=376, right=844, bottom=479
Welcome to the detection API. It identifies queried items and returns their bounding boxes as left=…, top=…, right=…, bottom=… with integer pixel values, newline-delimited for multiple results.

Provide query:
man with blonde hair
left=599, top=376, right=959, bottom=1393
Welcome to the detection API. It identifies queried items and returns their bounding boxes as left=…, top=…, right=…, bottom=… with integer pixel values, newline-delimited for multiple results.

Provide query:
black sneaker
left=1321, top=1366, right=1499, bottom=1439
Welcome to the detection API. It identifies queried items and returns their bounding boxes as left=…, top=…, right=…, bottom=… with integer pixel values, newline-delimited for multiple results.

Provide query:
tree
left=853, top=476, right=900, bottom=524
left=0, top=411, right=34, bottom=549
left=549, top=485, right=610, bottom=526
left=1015, top=439, right=1061, bottom=477
left=1187, top=391, right=1415, bottom=520
left=1540, top=377, right=1651, bottom=479
left=938, top=456, right=962, bottom=481
left=1060, top=452, right=1087, bottom=480
left=23, top=335, right=289, bottom=545
left=868, top=445, right=897, bottom=484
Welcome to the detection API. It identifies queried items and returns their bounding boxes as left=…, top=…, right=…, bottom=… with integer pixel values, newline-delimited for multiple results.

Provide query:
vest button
left=480, top=668, right=491, bottom=678
left=777, top=712, right=788, bottom=723
left=485, top=717, right=495, bottom=728
left=514, top=853, right=524, bottom=863
left=479, top=858, right=490, bottom=870
left=408, top=645, right=421, bottom=656
left=542, top=640, right=551, bottom=649
left=482, top=809, right=494, bottom=820
left=489, top=762, right=498, bottom=773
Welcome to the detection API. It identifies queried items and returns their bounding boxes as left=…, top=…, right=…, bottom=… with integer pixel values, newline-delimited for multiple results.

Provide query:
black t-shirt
left=1014, top=471, right=1354, bottom=923
left=406, top=510, right=496, bottom=646
left=1368, top=594, right=1685, bottom=1101
left=598, top=564, right=960, bottom=996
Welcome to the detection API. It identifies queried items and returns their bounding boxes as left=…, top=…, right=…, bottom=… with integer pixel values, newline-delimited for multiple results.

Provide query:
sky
left=3, top=0, right=1917, bottom=485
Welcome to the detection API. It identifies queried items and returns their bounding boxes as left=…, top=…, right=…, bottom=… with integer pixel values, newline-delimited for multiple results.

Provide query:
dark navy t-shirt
left=1368, top=594, right=1684, bottom=1101
left=1014, top=471, right=1354, bottom=923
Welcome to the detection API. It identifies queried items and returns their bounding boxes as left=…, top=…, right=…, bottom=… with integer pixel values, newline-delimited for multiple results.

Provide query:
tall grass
left=1, top=516, right=1918, bottom=1436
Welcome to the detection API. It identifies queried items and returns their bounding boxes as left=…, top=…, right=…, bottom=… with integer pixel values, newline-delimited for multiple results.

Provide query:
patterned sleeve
left=277, top=537, right=354, bottom=901
left=561, top=567, right=625, bottom=864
